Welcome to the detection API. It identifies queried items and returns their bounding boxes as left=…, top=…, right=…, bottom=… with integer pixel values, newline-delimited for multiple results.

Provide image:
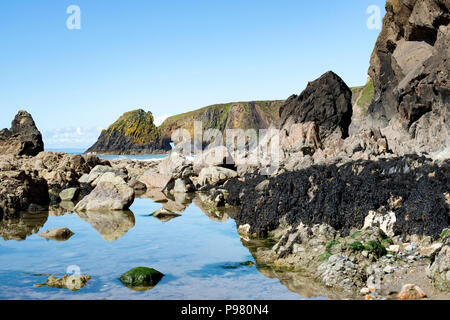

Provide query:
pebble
left=383, top=265, right=395, bottom=274
left=388, top=245, right=400, bottom=253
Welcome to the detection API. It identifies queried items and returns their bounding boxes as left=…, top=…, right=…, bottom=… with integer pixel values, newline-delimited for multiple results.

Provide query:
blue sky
left=0, top=0, right=386, bottom=148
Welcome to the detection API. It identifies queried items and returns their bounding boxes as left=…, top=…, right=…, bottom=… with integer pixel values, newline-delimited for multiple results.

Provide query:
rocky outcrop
left=0, top=152, right=108, bottom=206
left=367, top=0, right=450, bottom=154
left=74, top=173, right=135, bottom=212
left=87, top=109, right=171, bottom=155
left=0, top=170, right=49, bottom=219
left=279, top=71, right=353, bottom=142
left=225, top=155, right=449, bottom=240
left=0, top=111, right=44, bottom=156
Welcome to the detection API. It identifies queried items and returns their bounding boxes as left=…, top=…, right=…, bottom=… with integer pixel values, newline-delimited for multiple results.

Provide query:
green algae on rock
left=119, top=267, right=164, bottom=290
left=87, top=109, right=171, bottom=155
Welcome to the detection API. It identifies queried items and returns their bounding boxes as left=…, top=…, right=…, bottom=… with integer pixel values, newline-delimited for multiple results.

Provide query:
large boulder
left=0, top=111, right=44, bottom=156
left=198, top=166, right=238, bottom=186
left=139, top=172, right=172, bottom=190
left=78, top=165, right=127, bottom=186
left=367, top=0, right=450, bottom=154
left=279, top=71, right=353, bottom=141
left=74, top=173, right=135, bottom=212
left=193, top=146, right=234, bottom=174
left=157, top=152, right=193, bottom=179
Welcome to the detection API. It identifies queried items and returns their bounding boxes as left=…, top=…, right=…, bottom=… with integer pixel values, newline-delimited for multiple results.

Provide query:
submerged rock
left=397, top=284, right=427, bottom=300
left=119, top=267, right=164, bottom=290
left=35, top=275, right=91, bottom=291
left=151, top=208, right=181, bottom=222
left=39, top=227, right=74, bottom=241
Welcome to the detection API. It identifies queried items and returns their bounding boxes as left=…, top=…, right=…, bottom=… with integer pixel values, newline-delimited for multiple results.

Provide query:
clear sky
left=0, top=0, right=386, bottom=148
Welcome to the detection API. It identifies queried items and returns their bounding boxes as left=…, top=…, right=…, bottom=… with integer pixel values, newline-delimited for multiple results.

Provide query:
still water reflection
left=0, top=192, right=328, bottom=300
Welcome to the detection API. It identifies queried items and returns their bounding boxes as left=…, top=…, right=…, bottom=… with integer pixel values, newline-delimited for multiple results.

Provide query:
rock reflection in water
left=76, top=210, right=135, bottom=242
left=193, top=194, right=238, bottom=223
left=142, top=189, right=195, bottom=222
left=151, top=208, right=181, bottom=222
left=0, top=212, right=49, bottom=241
left=240, top=238, right=344, bottom=300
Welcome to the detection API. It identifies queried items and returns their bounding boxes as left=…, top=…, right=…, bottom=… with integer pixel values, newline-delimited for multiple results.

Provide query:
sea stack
left=0, top=110, right=44, bottom=156
left=86, top=109, right=171, bottom=155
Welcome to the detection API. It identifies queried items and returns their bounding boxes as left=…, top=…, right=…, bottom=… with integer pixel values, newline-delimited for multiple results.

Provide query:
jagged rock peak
left=0, top=110, right=44, bottom=156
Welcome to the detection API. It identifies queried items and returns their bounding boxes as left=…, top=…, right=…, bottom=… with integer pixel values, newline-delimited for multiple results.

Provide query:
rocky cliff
left=0, top=110, right=44, bottom=156
left=367, top=0, right=450, bottom=154
left=159, top=100, right=284, bottom=144
left=86, top=109, right=171, bottom=155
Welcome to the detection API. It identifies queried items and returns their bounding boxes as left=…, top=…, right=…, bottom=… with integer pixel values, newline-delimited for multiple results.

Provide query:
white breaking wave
left=154, top=114, right=172, bottom=127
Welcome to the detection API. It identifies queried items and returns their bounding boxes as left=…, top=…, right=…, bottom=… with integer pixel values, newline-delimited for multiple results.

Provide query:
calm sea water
left=0, top=195, right=320, bottom=300
left=0, top=149, right=327, bottom=300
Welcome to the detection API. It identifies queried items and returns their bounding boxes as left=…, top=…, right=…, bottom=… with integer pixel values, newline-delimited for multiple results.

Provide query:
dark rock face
left=279, top=71, right=353, bottom=140
left=367, top=0, right=450, bottom=154
left=224, top=156, right=449, bottom=240
left=0, top=170, right=50, bottom=219
left=0, top=111, right=44, bottom=156
left=87, top=109, right=171, bottom=155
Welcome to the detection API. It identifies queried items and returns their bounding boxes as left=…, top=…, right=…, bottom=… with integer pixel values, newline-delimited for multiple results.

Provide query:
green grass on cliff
left=159, top=100, right=283, bottom=131
left=351, top=79, right=374, bottom=115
